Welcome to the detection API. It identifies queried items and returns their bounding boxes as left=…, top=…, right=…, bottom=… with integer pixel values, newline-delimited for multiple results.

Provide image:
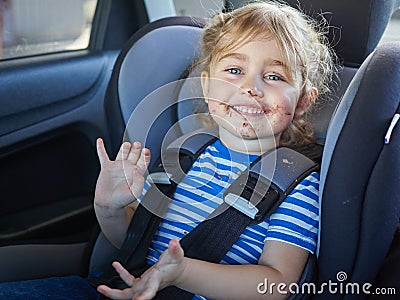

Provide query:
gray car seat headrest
left=104, top=17, right=206, bottom=163
left=284, top=0, right=399, bottom=143
left=285, top=0, right=399, bottom=67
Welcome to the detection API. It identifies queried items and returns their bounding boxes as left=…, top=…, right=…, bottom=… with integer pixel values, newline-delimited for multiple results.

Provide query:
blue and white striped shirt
left=142, top=140, right=319, bottom=299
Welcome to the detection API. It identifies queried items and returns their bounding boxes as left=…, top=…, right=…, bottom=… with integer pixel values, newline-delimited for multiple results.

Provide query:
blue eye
left=265, top=74, right=281, bottom=81
left=227, top=68, right=243, bottom=75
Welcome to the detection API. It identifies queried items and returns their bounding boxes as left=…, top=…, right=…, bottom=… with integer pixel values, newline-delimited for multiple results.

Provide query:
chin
left=239, top=133, right=258, bottom=139
left=235, top=128, right=257, bottom=139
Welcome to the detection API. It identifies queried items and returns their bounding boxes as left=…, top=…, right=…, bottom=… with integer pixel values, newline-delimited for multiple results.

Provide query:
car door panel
left=0, top=52, right=110, bottom=137
left=0, top=50, right=118, bottom=246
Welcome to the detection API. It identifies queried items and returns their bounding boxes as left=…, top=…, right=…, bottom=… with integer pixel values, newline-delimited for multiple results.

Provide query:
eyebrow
left=269, top=59, right=285, bottom=67
left=219, top=52, right=286, bottom=68
left=219, top=52, right=248, bottom=62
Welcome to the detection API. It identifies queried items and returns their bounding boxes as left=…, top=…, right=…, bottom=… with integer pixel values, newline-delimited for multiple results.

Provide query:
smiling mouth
left=230, top=105, right=269, bottom=116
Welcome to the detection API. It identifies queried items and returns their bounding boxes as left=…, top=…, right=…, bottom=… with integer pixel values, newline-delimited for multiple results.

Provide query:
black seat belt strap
left=120, top=182, right=175, bottom=272
left=185, top=147, right=318, bottom=262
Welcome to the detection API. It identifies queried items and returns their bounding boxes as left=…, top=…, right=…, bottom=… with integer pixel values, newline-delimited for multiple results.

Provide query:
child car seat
left=315, top=41, right=400, bottom=299
left=91, top=3, right=400, bottom=298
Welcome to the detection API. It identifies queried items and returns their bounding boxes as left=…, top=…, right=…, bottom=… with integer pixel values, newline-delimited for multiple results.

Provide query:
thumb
left=96, top=138, right=110, bottom=166
left=168, top=238, right=184, bottom=260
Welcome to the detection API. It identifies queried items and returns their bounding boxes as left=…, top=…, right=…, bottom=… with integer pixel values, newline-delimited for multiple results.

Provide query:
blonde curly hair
left=193, top=0, right=337, bottom=146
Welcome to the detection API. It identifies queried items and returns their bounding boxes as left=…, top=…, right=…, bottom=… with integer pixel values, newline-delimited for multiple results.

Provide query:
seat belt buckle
left=146, top=172, right=172, bottom=185
left=224, top=193, right=258, bottom=219
left=223, top=169, right=281, bottom=223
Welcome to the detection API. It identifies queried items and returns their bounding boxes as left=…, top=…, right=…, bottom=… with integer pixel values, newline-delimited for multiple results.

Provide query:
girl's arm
left=176, top=240, right=308, bottom=300
left=98, top=238, right=309, bottom=300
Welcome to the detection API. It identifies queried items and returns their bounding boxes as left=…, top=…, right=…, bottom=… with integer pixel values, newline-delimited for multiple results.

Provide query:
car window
left=173, top=0, right=224, bottom=18
left=0, top=0, right=97, bottom=60
left=144, top=0, right=224, bottom=21
left=380, top=9, right=400, bottom=44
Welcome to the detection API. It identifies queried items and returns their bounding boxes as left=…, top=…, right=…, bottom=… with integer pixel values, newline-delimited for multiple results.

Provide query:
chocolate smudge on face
left=237, top=125, right=256, bottom=138
left=269, top=105, right=293, bottom=117
left=220, top=103, right=229, bottom=112
left=270, top=105, right=281, bottom=115
left=218, top=103, right=232, bottom=116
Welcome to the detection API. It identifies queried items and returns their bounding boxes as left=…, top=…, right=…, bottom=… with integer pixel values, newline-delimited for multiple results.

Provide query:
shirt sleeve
left=264, top=172, right=319, bottom=254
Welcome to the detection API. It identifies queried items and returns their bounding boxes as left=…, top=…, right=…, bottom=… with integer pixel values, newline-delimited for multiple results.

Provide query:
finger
left=168, top=238, right=184, bottom=260
left=112, top=261, right=135, bottom=287
left=127, top=141, right=142, bottom=164
left=96, top=138, right=110, bottom=166
left=97, top=285, right=133, bottom=300
left=136, top=148, right=151, bottom=173
left=116, top=142, right=131, bottom=160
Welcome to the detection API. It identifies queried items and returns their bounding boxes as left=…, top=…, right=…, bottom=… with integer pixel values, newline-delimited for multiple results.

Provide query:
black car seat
left=90, top=1, right=399, bottom=294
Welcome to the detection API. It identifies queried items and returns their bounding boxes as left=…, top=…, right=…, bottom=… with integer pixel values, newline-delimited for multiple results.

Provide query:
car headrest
left=104, top=17, right=206, bottom=160
left=285, top=0, right=399, bottom=67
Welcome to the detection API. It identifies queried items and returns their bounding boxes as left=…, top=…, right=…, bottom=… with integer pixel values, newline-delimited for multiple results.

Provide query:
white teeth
left=233, top=105, right=264, bottom=114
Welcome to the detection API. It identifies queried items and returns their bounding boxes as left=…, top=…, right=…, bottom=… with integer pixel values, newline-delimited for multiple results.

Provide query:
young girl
left=94, top=1, right=335, bottom=299
left=0, top=1, right=334, bottom=299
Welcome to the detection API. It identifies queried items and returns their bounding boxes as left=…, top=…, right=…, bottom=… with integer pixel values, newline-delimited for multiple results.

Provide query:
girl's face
left=201, top=38, right=308, bottom=149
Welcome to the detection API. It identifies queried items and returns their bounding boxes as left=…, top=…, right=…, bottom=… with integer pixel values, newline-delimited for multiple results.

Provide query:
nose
left=241, top=76, right=264, bottom=98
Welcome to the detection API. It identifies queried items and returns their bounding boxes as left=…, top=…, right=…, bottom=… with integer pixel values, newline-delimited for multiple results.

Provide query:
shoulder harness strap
left=177, top=147, right=319, bottom=262
left=224, top=147, right=319, bottom=224
left=122, top=128, right=219, bottom=271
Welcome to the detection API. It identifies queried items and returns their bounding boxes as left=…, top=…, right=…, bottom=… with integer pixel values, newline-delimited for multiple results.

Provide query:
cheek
left=269, top=105, right=292, bottom=116
left=208, top=101, right=229, bottom=116
left=269, top=109, right=293, bottom=124
left=266, top=92, right=297, bottom=123
left=204, top=78, right=237, bottom=105
left=273, top=105, right=295, bottom=120
left=263, top=104, right=295, bottom=132
left=268, top=113, right=294, bottom=134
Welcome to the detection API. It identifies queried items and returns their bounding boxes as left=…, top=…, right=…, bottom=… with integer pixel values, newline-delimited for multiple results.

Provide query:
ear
left=200, top=71, right=209, bottom=103
left=294, top=87, right=318, bottom=118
